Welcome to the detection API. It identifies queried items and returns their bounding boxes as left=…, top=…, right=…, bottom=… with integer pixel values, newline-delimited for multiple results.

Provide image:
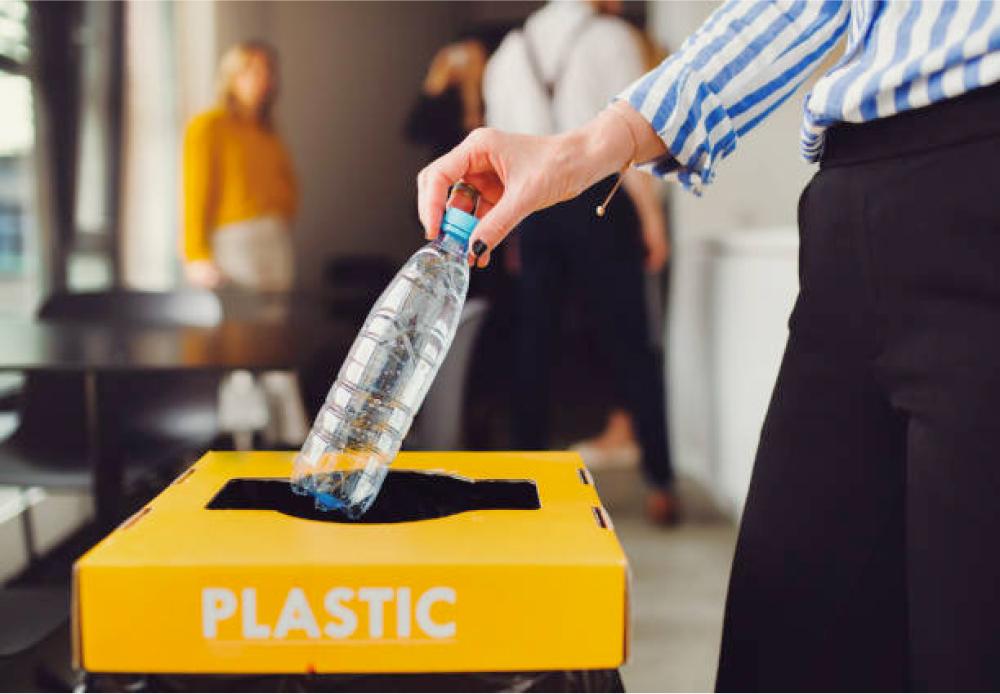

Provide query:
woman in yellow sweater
left=182, top=40, right=297, bottom=291
left=182, top=41, right=307, bottom=448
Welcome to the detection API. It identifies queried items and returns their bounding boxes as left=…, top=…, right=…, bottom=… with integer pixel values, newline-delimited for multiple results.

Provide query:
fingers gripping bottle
left=291, top=182, right=479, bottom=517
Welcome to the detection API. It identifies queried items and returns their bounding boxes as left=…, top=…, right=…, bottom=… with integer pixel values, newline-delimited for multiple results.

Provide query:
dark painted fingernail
left=472, top=240, right=488, bottom=259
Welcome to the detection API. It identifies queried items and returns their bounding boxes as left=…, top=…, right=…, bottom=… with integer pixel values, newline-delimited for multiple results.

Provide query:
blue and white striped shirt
left=619, top=1, right=1000, bottom=192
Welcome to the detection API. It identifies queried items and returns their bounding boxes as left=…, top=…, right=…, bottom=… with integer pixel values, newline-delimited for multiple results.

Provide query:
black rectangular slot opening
left=207, top=471, right=540, bottom=524
left=592, top=506, right=608, bottom=529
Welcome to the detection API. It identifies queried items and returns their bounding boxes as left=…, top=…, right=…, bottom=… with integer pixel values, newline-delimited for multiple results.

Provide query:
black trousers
left=512, top=179, right=674, bottom=489
left=717, top=84, right=1000, bottom=692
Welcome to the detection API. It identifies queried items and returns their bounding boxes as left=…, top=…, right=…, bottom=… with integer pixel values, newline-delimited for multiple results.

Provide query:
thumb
left=468, top=195, right=526, bottom=268
left=417, top=136, right=479, bottom=239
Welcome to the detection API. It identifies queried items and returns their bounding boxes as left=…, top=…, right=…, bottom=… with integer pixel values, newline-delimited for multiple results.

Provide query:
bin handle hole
left=592, top=506, right=608, bottom=529
left=119, top=506, right=151, bottom=531
left=172, top=466, right=197, bottom=486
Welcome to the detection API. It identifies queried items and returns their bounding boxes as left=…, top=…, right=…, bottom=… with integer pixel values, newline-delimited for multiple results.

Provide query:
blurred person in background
left=180, top=40, right=306, bottom=448
left=571, top=23, right=671, bottom=473
left=405, top=27, right=517, bottom=450
left=182, top=40, right=297, bottom=292
left=406, top=36, right=489, bottom=158
left=484, top=0, right=676, bottom=524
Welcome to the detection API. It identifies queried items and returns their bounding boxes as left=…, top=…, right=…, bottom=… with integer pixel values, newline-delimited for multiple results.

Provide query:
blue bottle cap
left=441, top=207, right=479, bottom=247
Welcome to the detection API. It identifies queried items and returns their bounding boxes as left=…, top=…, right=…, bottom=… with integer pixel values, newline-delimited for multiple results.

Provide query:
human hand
left=417, top=102, right=669, bottom=268
left=417, top=109, right=643, bottom=268
left=185, top=259, right=222, bottom=289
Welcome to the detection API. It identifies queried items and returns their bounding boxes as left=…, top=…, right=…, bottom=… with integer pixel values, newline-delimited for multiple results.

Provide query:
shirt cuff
left=615, top=61, right=735, bottom=196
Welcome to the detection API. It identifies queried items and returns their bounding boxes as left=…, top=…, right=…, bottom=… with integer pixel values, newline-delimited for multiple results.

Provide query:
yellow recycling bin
left=73, top=451, right=629, bottom=676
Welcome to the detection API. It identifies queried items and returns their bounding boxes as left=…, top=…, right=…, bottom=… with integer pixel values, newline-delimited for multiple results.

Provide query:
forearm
left=553, top=103, right=668, bottom=203
left=608, top=100, right=670, bottom=165
left=181, top=120, right=216, bottom=262
left=182, top=183, right=213, bottom=261
left=182, top=224, right=212, bottom=262
left=182, top=183, right=214, bottom=261
left=607, top=102, right=671, bottom=224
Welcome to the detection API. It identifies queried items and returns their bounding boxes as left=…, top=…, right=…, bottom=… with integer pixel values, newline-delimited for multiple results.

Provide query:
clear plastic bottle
left=291, top=183, right=480, bottom=517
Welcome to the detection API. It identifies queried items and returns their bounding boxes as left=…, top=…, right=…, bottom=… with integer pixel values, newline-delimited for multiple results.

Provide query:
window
left=0, top=0, right=27, bottom=64
left=0, top=0, right=37, bottom=313
left=68, top=1, right=120, bottom=291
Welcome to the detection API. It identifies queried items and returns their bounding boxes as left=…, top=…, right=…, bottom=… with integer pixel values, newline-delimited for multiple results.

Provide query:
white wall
left=214, top=1, right=270, bottom=62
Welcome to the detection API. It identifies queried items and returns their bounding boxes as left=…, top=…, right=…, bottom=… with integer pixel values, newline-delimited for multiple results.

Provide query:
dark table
left=0, top=311, right=355, bottom=526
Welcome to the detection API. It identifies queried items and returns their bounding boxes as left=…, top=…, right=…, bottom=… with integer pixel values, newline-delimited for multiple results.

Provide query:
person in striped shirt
left=418, top=1, right=1000, bottom=690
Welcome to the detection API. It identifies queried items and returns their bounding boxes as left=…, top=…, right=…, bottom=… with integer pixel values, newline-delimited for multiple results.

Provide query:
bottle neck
left=436, top=232, right=468, bottom=258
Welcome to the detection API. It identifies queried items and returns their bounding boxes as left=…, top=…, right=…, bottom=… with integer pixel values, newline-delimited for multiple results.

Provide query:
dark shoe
left=646, top=488, right=680, bottom=526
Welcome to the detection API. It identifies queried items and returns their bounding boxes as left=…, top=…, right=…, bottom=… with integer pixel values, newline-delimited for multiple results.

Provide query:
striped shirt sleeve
left=618, top=0, right=850, bottom=193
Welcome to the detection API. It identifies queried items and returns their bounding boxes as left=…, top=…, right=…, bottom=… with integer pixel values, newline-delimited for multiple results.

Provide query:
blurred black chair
left=322, top=254, right=396, bottom=325
left=0, top=374, right=22, bottom=413
left=407, top=298, right=490, bottom=450
left=0, top=290, right=223, bottom=565
left=36, top=290, right=222, bottom=464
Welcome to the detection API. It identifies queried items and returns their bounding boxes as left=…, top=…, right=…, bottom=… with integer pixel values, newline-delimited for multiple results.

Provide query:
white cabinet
left=667, top=227, right=799, bottom=517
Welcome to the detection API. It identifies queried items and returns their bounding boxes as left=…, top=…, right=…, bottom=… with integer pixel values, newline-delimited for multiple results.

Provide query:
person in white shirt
left=484, top=0, right=677, bottom=524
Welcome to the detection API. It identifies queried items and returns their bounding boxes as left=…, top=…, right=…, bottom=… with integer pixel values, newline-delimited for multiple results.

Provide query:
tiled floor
left=592, top=469, right=739, bottom=693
